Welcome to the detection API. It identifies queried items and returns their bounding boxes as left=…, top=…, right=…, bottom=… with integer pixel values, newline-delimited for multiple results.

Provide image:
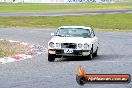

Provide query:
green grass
left=0, top=49, right=16, bottom=57
left=0, top=3, right=132, bottom=12
left=0, top=40, right=16, bottom=57
left=0, top=13, right=131, bottom=31
left=0, top=40, right=31, bottom=58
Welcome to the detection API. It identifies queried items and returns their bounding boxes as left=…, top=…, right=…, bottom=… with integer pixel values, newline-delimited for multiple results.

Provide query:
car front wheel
left=48, top=54, right=55, bottom=62
left=88, top=47, right=93, bottom=60
left=83, top=49, right=93, bottom=60
left=93, top=47, right=98, bottom=57
left=88, top=52, right=93, bottom=60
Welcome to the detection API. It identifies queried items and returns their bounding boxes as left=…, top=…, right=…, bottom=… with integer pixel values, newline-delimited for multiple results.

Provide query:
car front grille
left=61, top=43, right=77, bottom=49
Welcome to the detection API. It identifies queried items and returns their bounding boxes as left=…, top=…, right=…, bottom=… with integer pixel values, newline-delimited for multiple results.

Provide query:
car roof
left=58, top=26, right=91, bottom=29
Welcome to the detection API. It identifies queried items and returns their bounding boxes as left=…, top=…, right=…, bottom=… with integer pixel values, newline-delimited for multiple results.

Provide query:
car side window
left=90, top=29, right=95, bottom=38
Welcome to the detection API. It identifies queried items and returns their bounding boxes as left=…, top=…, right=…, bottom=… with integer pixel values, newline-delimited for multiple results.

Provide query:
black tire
left=84, top=47, right=93, bottom=60
left=88, top=47, right=93, bottom=60
left=93, top=47, right=98, bottom=57
left=48, top=54, right=55, bottom=62
left=88, top=52, right=93, bottom=60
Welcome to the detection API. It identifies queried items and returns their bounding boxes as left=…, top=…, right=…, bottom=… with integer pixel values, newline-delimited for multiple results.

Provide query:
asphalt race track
left=0, top=9, right=132, bottom=16
left=0, top=28, right=132, bottom=88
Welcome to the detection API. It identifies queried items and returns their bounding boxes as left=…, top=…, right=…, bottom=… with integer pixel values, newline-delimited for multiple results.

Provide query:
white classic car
left=48, top=26, right=99, bottom=62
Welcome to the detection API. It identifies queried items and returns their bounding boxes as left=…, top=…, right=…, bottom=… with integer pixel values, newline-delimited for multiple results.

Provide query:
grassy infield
left=0, top=3, right=132, bottom=12
left=0, top=14, right=132, bottom=31
left=0, top=40, right=16, bottom=57
left=0, top=3, right=132, bottom=57
left=0, top=3, right=132, bottom=31
left=0, top=40, right=30, bottom=57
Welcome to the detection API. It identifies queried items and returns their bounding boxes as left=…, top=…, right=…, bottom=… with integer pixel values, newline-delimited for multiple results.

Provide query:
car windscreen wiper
left=55, top=34, right=73, bottom=37
left=65, top=35, right=73, bottom=37
left=55, top=34, right=65, bottom=37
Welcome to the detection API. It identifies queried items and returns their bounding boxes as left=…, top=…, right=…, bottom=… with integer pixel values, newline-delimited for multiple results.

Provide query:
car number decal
left=64, top=49, right=73, bottom=53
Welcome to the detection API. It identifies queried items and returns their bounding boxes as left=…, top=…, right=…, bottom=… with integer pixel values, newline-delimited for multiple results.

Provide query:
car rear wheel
left=48, top=54, right=55, bottom=62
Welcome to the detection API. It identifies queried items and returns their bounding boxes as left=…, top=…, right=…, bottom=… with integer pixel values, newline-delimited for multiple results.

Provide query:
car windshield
left=55, top=28, right=90, bottom=38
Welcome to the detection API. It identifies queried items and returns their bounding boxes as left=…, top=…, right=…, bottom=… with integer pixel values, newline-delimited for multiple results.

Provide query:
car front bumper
left=48, top=49, right=91, bottom=56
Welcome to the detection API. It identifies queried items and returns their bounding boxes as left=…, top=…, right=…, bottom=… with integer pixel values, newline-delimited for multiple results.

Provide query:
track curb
left=0, top=39, right=46, bottom=64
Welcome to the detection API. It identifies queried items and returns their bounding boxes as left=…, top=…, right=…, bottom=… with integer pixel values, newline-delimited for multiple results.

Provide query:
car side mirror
left=51, top=33, right=55, bottom=36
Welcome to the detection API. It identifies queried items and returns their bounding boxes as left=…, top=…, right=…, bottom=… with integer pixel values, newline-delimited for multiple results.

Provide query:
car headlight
left=56, top=43, right=61, bottom=47
left=84, top=43, right=89, bottom=49
left=78, top=43, right=82, bottom=48
left=49, top=42, right=54, bottom=48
